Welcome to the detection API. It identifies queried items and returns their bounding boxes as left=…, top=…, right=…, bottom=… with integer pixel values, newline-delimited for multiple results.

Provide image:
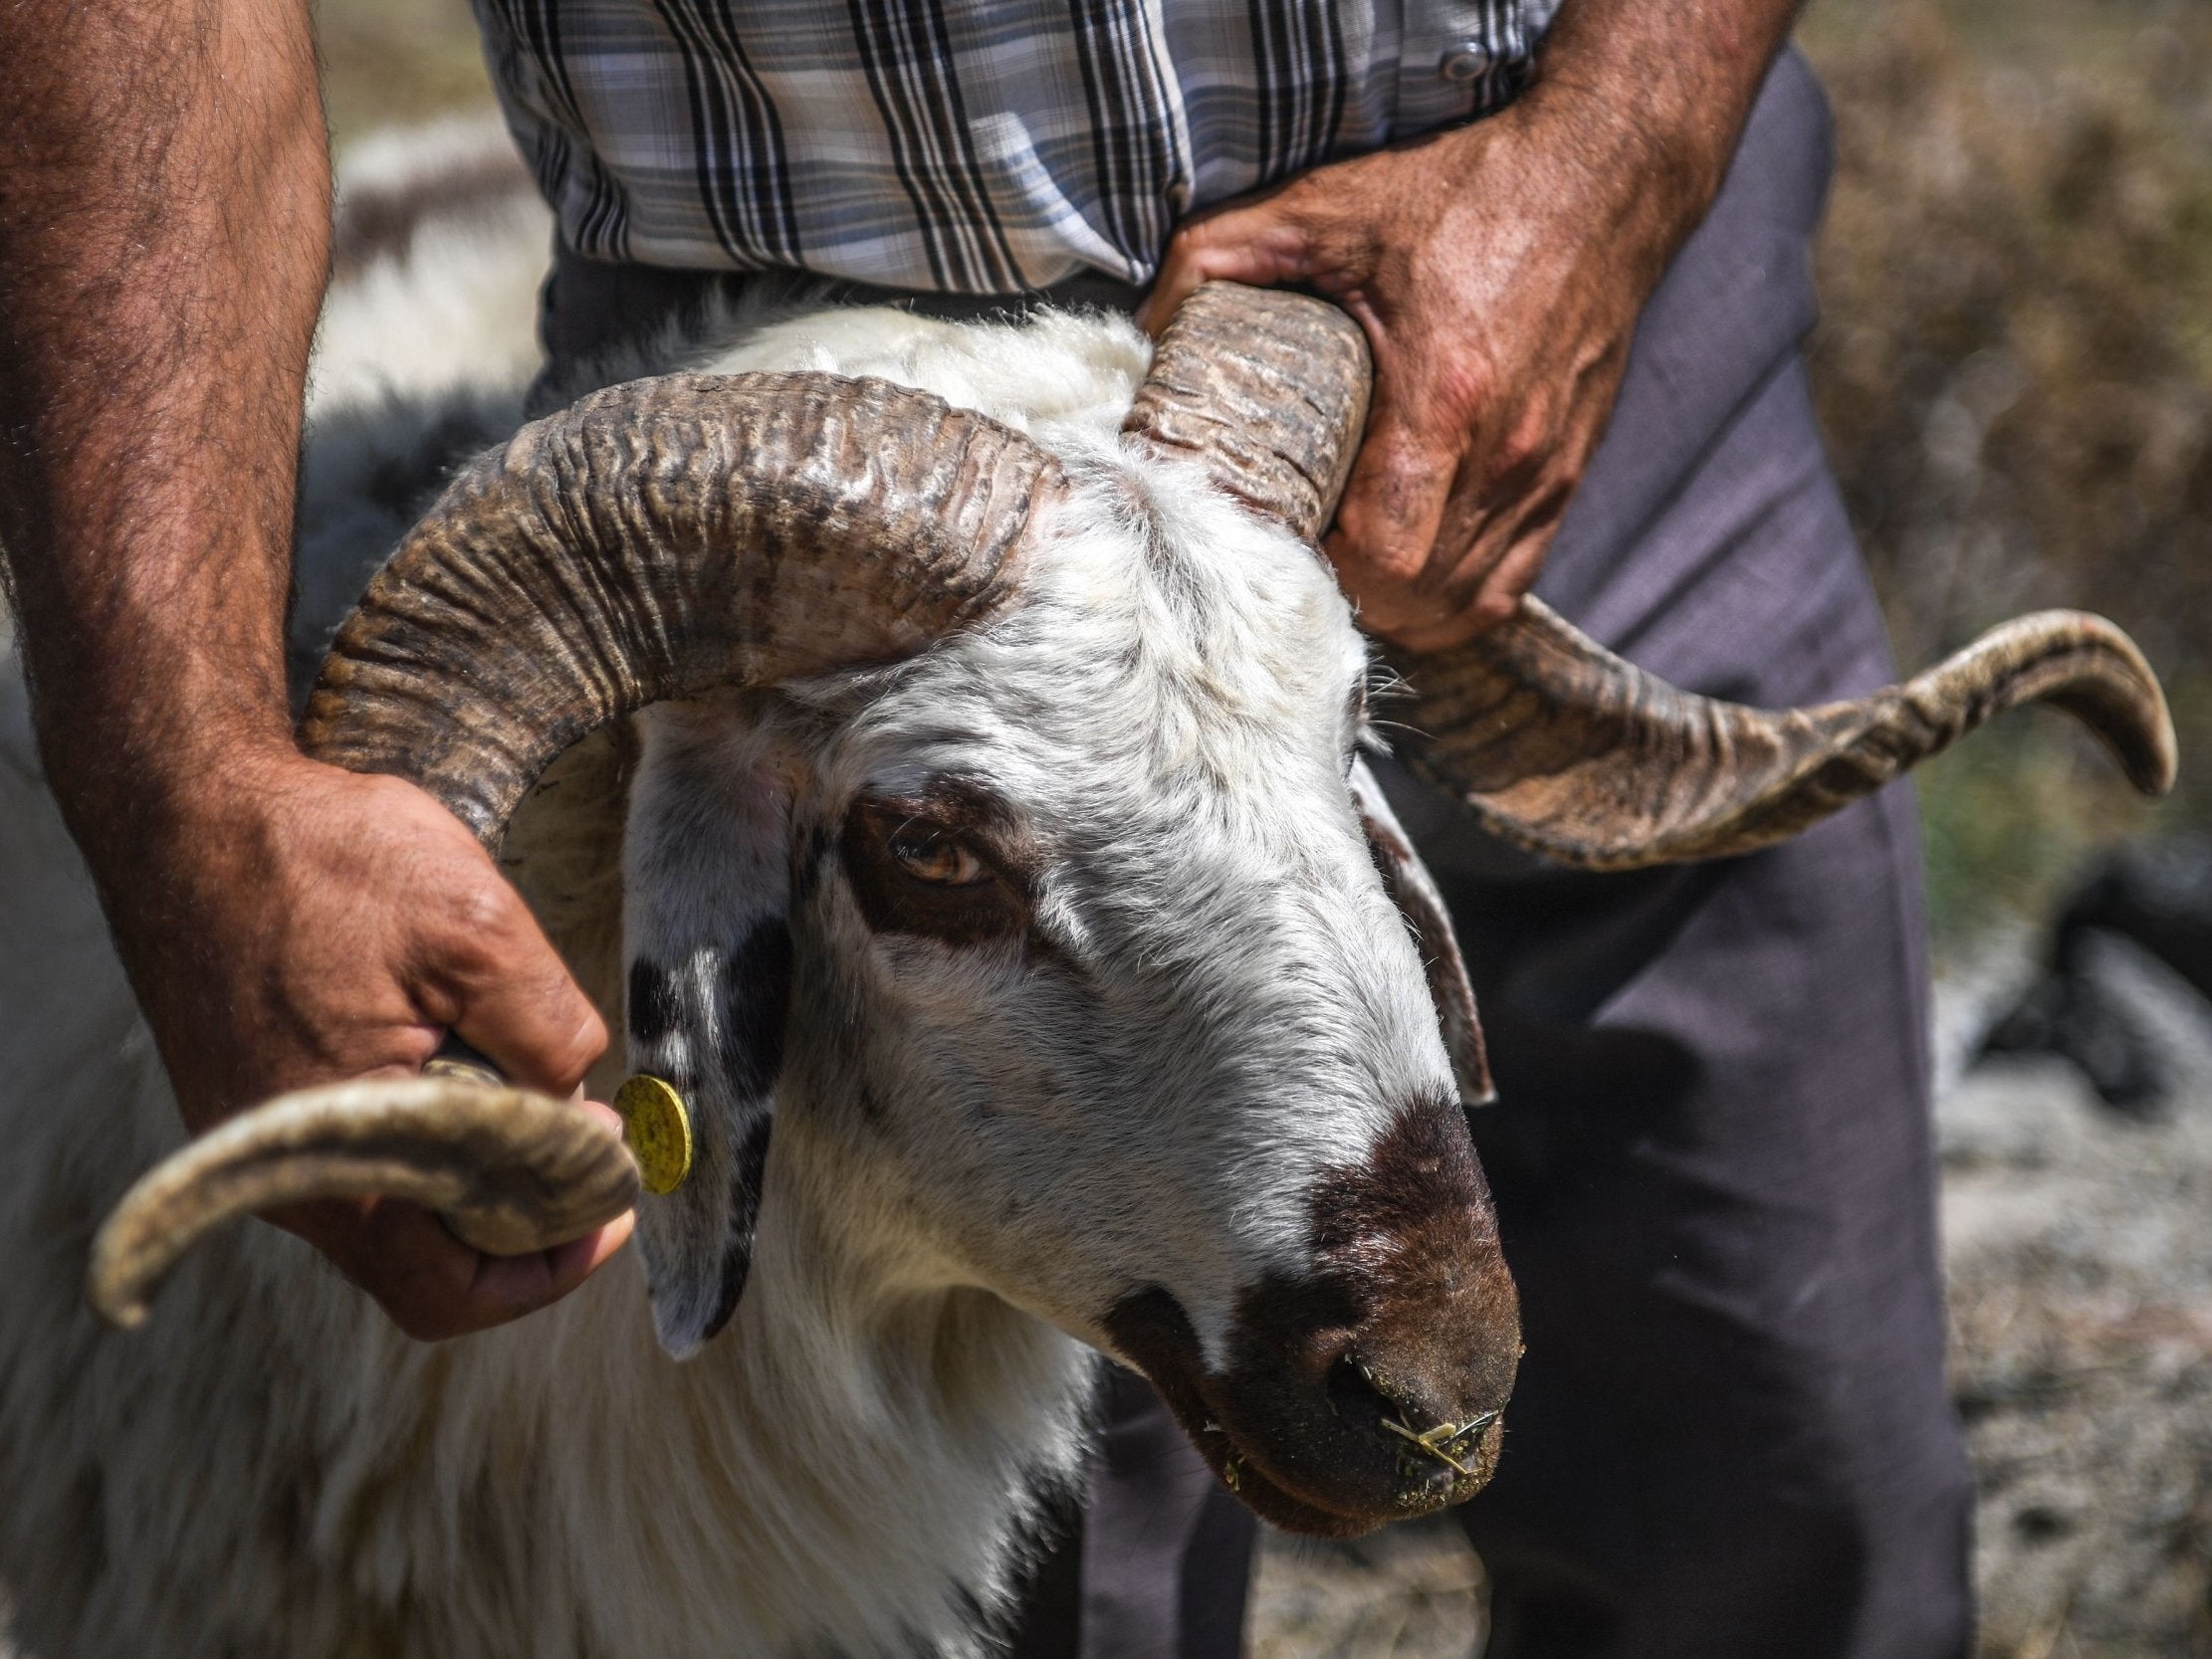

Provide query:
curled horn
left=1125, top=281, right=1369, bottom=543
left=1384, top=600, right=2175, bottom=871
left=90, top=372, right=1066, bottom=1327
left=89, top=1079, right=638, bottom=1330
left=1125, top=282, right=2178, bottom=868
left=310, top=371, right=1062, bottom=841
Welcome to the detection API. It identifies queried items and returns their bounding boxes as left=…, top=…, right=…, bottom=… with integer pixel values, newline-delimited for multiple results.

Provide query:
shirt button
left=1438, top=42, right=1492, bottom=82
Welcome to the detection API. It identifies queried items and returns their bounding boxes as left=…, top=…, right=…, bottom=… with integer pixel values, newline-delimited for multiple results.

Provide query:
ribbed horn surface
left=89, top=1078, right=640, bottom=1329
left=1124, top=282, right=1371, bottom=542
left=93, top=370, right=1064, bottom=1330
left=1390, top=600, right=2177, bottom=870
left=306, top=370, right=1064, bottom=845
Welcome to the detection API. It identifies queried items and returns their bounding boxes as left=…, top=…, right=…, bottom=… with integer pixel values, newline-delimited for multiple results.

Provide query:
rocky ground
left=1246, top=937, right=2212, bottom=1659
left=1938, top=936, right=2212, bottom=1659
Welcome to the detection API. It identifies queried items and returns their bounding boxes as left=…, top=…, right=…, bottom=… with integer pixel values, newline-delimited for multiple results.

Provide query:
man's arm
left=1143, top=0, right=1801, bottom=650
left=0, top=0, right=626, bottom=1338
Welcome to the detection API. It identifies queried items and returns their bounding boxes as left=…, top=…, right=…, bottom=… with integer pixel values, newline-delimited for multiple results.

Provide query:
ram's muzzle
left=1108, top=1090, right=1519, bottom=1536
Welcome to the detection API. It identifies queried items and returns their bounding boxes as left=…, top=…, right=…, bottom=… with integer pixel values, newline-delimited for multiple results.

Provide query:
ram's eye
left=888, top=829, right=990, bottom=886
left=842, top=798, right=1031, bottom=945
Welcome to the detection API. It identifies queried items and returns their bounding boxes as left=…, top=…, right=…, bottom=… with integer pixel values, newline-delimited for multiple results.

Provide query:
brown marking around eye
left=837, top=784, right=1035, bottom=946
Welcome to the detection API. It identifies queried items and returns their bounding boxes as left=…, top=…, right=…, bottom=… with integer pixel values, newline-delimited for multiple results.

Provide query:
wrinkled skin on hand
left=1141, top=0, right=1796, bottom=650
left=101, top=744, right=629, bottom=1340
left=1142, top=59, right=1755, bottom=651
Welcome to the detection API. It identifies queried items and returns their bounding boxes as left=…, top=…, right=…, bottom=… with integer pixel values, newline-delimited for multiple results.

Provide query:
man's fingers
left=437, top=887, right=609, bottom=1098
left=286, top=1191, right=634, bottom=1342
left=466, top=1212, right=635, bottom=1322
left=1324, top=400, right=1462, bottom=618
left=1381, top=483, right=1567, bottom=651
left=272, top=1099, right=635, bottom=1340
left=1138, top=200, right=1317, bottom=333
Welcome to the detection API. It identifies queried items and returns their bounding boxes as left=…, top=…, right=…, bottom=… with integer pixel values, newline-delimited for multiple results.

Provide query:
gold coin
left=614, top=1074, right=694, bottom=1195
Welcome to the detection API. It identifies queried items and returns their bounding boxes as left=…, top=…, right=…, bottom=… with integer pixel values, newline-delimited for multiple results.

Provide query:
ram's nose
left=1109, top=1094, right=1521, bottom=1536
left=1318, top=1320, right=1515, bottom=1510
left=1207, top=1158, right=1521, bottom=1532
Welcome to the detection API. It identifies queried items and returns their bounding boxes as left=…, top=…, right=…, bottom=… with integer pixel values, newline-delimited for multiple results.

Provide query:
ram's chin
left=1165, top=1389, right=1490, bottom=1539
left=1187, top=1423, right=1392, bottom=1539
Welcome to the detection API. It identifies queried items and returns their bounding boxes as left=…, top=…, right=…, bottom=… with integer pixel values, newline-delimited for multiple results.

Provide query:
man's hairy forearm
left=0, top=0, right=327, bottom=833
left=0, top=3, right=621, bottom=1335
left=1526, top=0, right=1804, bottom=280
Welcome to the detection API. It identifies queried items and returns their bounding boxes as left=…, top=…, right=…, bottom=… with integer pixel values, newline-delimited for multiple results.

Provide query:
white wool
left=310, top=115, right=552, bottom=415
left=0, top=122, right=1456, bottom=1657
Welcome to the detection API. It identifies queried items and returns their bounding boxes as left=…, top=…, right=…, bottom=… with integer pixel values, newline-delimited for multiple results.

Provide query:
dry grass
left=1801, top=0, right=2212, bottom=942
left=1248, top=1519, right=1487, bottom=1659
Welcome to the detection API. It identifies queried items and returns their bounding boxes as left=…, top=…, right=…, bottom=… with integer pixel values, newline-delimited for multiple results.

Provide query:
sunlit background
left=5, top=3, right=2205, bottom=1655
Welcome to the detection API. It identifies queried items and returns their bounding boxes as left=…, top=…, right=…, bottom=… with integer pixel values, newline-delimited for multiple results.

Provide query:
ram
left=0, top=137, right=2175, bottom=1658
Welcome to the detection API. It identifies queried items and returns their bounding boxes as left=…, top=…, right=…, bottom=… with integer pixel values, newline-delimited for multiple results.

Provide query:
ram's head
left=87, top=286, right=2175, bottom=1537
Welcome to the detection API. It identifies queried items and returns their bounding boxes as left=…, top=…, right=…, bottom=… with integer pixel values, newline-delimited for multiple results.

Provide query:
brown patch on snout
left=838, top=783, right=1035, bottom=945
left=1105, top=1096, right=1521, bottom=1537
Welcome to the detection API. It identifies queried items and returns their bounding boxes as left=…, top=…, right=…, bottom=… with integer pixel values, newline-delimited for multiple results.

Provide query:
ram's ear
left=1349, top=758, right=1495, bottom=1108
left=623, top=705, right=794, bottom=1357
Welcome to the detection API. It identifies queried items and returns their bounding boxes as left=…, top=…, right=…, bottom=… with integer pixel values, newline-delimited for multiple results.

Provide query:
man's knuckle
left=547, top=1013, right=606, bottom=1089
left=1423, top=358, right=1491, bottom=431
left=1336, top=518, right=1429, bottom=592
left=1367, top=537, right=1430, bottom=587
left=447, top=879, right=519, bottom=940
left=1489, top=408, right=1554, bottom=479
left=1469, top=589, right=1522, bottom=632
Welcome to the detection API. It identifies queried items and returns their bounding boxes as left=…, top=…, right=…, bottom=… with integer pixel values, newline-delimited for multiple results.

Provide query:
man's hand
left=1142, top=0, right=1800, bottom=650
left=104, top=742, right=625, bottom=1341
left=0, top=0, right=626, bottom=1341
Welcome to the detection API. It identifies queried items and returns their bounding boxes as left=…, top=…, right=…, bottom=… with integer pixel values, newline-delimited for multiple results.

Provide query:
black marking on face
left=704, top=1116, right=776, bottom=1342
left=627, top=959, right=683, bottom=1049
left=734, top=1116, right=773, bottom=1210
left=720, top=919, right=794, bottom=1101
left=727, top=1115, right=774, bottom=1288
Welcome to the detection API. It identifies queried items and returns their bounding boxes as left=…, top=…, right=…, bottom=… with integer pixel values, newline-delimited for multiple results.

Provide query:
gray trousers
left=536, top=44, right=1971, bottom=1659
left=1394, top=48, right=1974, bottom=1658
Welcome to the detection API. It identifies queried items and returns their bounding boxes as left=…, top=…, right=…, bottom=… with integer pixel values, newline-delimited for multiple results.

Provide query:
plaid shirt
left=473, top=0, right=1557, bottom=293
